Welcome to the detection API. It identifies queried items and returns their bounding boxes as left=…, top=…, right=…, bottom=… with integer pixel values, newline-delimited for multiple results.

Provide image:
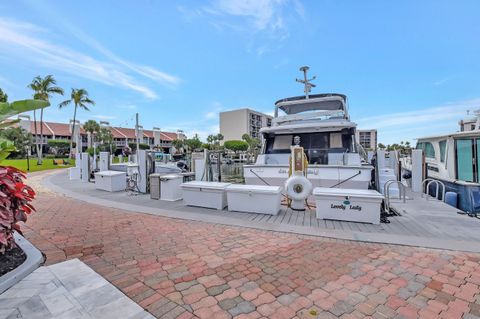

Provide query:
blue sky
left=0, top=0, right=479, bottom=144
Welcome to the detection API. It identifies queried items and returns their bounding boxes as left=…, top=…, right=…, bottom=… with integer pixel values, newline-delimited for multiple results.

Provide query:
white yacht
left=243, top=68, right=373, bottom=189
left=402, top=110, right=480, bottom=213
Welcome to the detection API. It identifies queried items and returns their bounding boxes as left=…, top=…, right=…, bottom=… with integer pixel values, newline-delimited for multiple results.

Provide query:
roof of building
left=19, top=120, right=179, bottom=141
left=28, top=121, right=86, bottom=136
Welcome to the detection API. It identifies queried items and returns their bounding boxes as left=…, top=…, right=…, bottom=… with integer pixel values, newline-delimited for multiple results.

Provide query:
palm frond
left=48, top=86, right=64, bottom=96
left=58, top=99, right=71, bottom=109
left=79, top=104, right=90, bottom=111
left=44, top=75, right=56, bottom=84
left=83, top=97, right=95, bottom=105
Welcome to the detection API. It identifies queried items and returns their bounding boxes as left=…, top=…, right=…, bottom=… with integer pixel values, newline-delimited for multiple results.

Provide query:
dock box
left=226, top=185, right=282, bottom=215
left=181, top=181, right=231, bottom=210
left=160, top=174, right=183, bottom=201
left=313, top=187, right=384, bottom=224
left=94, top=171, right=126, bottom=192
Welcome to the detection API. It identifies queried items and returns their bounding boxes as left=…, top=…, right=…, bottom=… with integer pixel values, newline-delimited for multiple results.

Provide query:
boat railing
left=384, top=180, right=406, bottom=212
left=421, top=178, right=445, bottom=201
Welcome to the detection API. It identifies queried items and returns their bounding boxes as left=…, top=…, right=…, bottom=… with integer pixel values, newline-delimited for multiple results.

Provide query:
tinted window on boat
left=439, top=140, right=447, bottom=163
left=416, top=142, right=435, bottom=158
left=456, top=139, right=474, bottom=182
left=264, top=132, right=351, bottom=164
left=424, top=143, right=435, bottom=158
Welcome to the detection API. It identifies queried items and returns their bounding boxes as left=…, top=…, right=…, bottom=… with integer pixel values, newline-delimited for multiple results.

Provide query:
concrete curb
left=0, top=232, right=44, bottom=294
left=43, top=170, right=480, bottom=253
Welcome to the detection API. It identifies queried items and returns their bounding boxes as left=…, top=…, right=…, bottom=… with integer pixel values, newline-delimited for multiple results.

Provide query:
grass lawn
left=111, top=156, right=128, bottom=163
left=2, top=158, right=75, bottom=172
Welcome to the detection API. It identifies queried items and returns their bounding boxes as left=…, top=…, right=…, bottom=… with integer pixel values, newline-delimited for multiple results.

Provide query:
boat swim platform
left=44, top=170, right=480, bottom=253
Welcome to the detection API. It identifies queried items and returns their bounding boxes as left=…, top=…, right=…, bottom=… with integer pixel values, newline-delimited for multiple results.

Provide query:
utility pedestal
left=99, top=152, right=109, bottom=171
left=81, top=152, right=90, bottom=183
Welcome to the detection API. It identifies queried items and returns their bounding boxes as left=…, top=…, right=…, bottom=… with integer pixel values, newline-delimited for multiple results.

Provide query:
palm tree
left=59, top=88, right=95, bottom=158
left=83, top=120, right=100, bottom=148
left=27, top=75, right=64, bottom=164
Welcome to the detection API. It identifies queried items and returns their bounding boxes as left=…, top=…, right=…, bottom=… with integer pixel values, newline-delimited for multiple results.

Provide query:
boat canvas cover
left=276, top=94, right=347, bottom=115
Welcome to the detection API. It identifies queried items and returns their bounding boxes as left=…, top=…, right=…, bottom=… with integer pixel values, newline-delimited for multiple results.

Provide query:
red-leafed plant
left=0, top=166, right=36, bottom=253
left=0, top=96, right=49, bottom=255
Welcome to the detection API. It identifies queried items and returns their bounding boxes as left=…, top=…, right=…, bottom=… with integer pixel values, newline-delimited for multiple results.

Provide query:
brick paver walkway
left=19, top=173, right=480, bottom=318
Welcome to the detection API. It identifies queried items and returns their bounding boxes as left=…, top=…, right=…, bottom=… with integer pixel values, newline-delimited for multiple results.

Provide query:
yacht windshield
left=264, top=131, right=354, bottom=165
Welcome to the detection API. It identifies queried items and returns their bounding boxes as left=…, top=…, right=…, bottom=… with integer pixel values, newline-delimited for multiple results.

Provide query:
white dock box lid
left=95, top=170, right=126, bottom=177
left=182, top=181, right=231, bottom=210
left=313, top=187, right=384, bottom=200
left=181, top=181, right=231, bottom=191
left=161, top=174, right=182, bottom=180
left=227, top=184, right=282, bottom=194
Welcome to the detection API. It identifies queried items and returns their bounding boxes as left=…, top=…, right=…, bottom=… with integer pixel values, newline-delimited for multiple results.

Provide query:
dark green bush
left=128, top=142, right=150, bottom=151
left=223, top=140, right=248, bottom=152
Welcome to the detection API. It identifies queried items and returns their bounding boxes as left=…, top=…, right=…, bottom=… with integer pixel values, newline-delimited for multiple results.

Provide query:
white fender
left=285, top=175, right=312, bottom=201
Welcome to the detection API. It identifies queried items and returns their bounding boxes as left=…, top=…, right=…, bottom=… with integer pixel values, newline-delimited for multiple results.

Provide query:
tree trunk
left=38, top=108, right=44, bottom=165
left=33, top=110, right=40, bottom=164
left=69, top=104, right=78, bottom=159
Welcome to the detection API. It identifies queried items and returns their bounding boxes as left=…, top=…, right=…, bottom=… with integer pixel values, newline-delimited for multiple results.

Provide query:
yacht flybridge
left=244, top=68, right=373, bottom=190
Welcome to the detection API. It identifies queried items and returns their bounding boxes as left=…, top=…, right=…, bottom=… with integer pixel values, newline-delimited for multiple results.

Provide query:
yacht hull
left=243, top=164, right=373, bottom=189
left=418, top=176, right=480, bottom=214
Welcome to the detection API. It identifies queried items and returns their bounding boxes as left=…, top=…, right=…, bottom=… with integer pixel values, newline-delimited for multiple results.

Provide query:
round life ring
left=285, top=175, right=312, bottom=201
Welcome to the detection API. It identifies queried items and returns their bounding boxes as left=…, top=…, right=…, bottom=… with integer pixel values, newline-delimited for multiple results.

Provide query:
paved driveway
left=19, top=172, right=480, bottom=318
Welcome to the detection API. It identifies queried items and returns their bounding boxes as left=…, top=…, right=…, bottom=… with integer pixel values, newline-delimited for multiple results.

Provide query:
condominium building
left=15, top=117, right=185, bottom=154
left=219, top=108, right=273, bottom=141
left=355, top=129, right=377, bottom=150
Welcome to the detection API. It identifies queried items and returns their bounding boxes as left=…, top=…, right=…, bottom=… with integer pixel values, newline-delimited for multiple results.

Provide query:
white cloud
left=356, top=99, right=480, bottom=130
left=434, top=77, right=450, bottom=86
left=215, top=0, right=286, bottom=31
left=181, top=0, right=304, bottom=55
left=356, top=98, right=480, bottom=144
left=0, top=18, right=180, bottom=99
left=163, top=102, right=224, bottom=140
left=61, top=24, right=181, bottom=88
left=205, top=111, right=218, bottom=119
left=117, top=104, right=137, bottom=110
left=93, top=115, right=117, bottom=120
left=204, top=101, right=223, bottom=119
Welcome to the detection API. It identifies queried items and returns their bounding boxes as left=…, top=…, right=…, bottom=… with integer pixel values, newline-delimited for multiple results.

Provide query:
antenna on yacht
left=296, top=66, right=316, bottom=99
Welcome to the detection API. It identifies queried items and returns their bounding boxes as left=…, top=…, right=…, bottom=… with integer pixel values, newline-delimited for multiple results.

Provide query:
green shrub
left=128, top=142, right=150, bottom=151
left=224, top=140, right=248, bottom=152
left=86, top=147, right=95, bottom=157
left=47, top=139, right=75, bottom=156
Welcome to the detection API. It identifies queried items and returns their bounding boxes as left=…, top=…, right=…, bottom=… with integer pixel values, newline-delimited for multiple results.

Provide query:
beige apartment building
left=355, top=129, right=377, bottom=150
left=219, top=108, right=273, bottom=141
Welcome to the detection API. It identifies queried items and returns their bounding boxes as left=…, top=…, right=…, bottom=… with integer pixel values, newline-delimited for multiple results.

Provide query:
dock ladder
left=421, top=178, right=445, bottom=201
left=384, top=180, right=406, bottom=212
